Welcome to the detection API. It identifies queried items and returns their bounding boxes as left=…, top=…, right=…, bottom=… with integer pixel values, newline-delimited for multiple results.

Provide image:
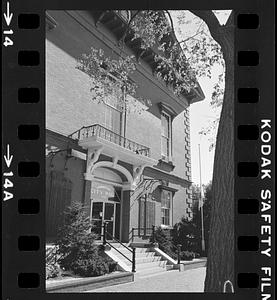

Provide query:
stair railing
left=103, top=222, right=136, bottom=272
left=130, top=226, right=155, bottom=242
left=148, top=226, right=182, bottom=264
left=169, top=243, right=182, bottom=264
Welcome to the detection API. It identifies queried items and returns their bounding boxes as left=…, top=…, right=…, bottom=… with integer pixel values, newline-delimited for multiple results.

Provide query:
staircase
left=106, top=243, right=175, bottom=277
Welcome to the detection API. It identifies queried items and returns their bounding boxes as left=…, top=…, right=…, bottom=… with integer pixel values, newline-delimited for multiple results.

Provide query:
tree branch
left=119, top=10, right=141, bottom=44
left=179, top=28, right=205, bottom=44
left=164, top=10, right=175, bottom=32
left=189, top=10, right=223, bottom=45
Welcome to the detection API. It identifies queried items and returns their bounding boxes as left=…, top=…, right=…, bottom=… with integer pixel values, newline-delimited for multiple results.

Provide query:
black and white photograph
left=45, top=10, right=235, bottom=293
left=1, top=0, right=275, bottom=298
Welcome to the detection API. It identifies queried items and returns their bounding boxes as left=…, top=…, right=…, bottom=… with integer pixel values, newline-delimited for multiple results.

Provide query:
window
left=102, top=73, right=123, bottom=135
left=161, top=112, right=172, bottom=160
left=103, top=102, right=122, bottom=135
left=161, top=190, right=172, bottom=226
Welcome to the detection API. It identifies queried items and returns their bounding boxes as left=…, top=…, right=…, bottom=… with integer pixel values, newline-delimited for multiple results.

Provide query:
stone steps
left=106, top=243, right=173, bottom=276
left=125, top=255, right=162, bottom=265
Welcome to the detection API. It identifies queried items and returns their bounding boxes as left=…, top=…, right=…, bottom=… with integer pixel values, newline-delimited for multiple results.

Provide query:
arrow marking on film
left=4, top=144, right=13, bottom=168
left=4, top=2, right=13, bottom=26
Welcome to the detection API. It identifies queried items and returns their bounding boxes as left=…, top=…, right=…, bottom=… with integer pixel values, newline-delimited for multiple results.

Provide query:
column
left=121, top=190, right=131, bottom=242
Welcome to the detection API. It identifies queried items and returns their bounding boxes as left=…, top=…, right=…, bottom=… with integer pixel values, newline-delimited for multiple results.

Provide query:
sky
left=170, top=10, right=231, bottom=185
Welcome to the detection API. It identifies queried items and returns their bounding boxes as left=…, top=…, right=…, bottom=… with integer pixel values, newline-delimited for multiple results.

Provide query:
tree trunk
left=204, top=29, right=234, bottom=292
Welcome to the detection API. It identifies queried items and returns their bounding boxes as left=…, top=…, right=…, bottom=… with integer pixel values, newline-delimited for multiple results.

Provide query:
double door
left=91, top=201, right=120, bottom=240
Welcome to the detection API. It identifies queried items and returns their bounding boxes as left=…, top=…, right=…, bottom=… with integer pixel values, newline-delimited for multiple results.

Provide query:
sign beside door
left=91, top=182, right=114, bottom=201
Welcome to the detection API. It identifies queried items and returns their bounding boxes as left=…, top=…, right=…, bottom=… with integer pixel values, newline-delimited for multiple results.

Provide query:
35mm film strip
left=2, top=0, right=275, bottom=299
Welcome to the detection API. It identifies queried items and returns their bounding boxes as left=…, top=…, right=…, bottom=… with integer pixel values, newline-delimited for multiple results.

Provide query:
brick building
left=46, top=10, right=205, bottom=243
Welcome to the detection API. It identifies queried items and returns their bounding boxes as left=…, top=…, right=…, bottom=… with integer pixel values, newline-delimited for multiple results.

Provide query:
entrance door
left=91, top=202, right=103, bottom=238
left=91, top=201, right=120, bottom=240
left=103, top=202, right=114, bottom=239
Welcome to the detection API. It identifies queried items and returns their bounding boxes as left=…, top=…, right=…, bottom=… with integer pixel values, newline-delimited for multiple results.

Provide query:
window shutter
left=146, top=200, right=155, bottom=233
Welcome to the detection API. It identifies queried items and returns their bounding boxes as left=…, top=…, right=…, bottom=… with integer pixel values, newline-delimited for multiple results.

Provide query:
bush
left=180, top=250, right=195, bottom=261
left=150, top=226, right=176, bottom=258
left=150, top=226, right=200, bottom=260
left=46, top=263, right=60, bottom=279
left=171, top=217, right=201, bottom=255
left=100, top=251, right=118, bottom=273
left=56, top=202, right=117, bottom=277
left=71, top=255, right=109, bottom=277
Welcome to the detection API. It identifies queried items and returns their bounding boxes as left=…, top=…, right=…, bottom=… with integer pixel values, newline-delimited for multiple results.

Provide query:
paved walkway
left=88, top=267, right=206, bottom=293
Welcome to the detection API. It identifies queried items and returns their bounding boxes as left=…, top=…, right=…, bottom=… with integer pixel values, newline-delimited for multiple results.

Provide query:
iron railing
left=131, top=226, right=182, bottom=264
left=130, top=225, right=156, bottom=243
left=69, top=124, right=150, bottom=157
left=102, top=222, right=136, bottom=272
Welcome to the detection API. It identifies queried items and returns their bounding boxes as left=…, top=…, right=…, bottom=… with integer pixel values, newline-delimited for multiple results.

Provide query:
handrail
left=132, top=227, right=153, bottom=231
left=68, top=123, right=150, bottom=157
left=105, top=231, right=132, bottom=253
left=170, top=243, right=182, bottom=264
left=131, top=226, right=182, bottom=264
left=102, top=222, right=136, bottom=272
left=130, top=226, right=155, bottom=242
left=105, top=241, right=133, bottom=263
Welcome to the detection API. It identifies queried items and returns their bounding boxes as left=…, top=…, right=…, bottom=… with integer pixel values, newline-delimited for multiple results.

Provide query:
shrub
left=71, top=255, right=109, bottom=277
left=56, top=202, right=116, bottom=277
left=171, top=217, right=201, bottom=255
left=46, top=263, right=60, bottom=279
left=150, top=226, right=176, bottom=258
left=100, top=251, right=118, bottom=273
left=180, top=250, right=195, bottom=261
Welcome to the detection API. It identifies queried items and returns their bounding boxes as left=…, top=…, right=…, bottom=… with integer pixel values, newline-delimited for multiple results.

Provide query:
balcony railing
left=69, top=124, right=150, bottom=157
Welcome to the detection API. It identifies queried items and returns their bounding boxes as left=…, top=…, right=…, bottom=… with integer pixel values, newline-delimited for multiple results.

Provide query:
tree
left=78, top=10, right=234, bottom=292
left=189, top=11, right=234, bottom=292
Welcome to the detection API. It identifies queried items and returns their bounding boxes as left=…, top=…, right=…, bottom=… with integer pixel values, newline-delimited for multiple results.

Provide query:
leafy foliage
left=46, top=263, right=61, bottom=279
left=76, top=48, right=151, bottom=114
left=151, top=226, right=200, bottom=260
left=179, top=250, right=197, bottom=261
left=56, top=202, right=117, bottom=277
left=76, top=10, right=225, bottom=149
left=150, top=226, right=176, bottom=258
left=171, top=217, right=201, bottom=255
left=130, top=11, right=171, bottom=50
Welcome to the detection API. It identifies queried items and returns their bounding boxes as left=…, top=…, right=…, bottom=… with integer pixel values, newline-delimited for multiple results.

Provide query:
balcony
left=69, top=124, right=157, bottom=166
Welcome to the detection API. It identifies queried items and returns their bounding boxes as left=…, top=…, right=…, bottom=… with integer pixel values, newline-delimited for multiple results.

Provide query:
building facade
left=46, top=10, right=205, bottom=243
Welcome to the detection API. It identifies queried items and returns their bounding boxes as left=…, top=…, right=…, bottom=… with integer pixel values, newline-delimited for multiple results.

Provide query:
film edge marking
left=3, top=144, right=14, bottom=201
left=260, top=119, right=273, bottom=300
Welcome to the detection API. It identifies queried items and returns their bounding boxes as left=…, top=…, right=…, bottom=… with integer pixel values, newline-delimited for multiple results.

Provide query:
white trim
left=161, top=111, right=172, bottom=161
left=71, top=149, right=86, bottom=160
left=91, top=161, right=133, bottom=185
left=93, top=177, right=123, bottom=187
left=119, top=189, right=123, bottom=241
left=161, top=189, right=173, bottom=226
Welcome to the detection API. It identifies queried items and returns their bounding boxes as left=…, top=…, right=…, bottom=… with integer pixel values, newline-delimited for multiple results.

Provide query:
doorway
left=90, top=187, right=121, bottom=240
